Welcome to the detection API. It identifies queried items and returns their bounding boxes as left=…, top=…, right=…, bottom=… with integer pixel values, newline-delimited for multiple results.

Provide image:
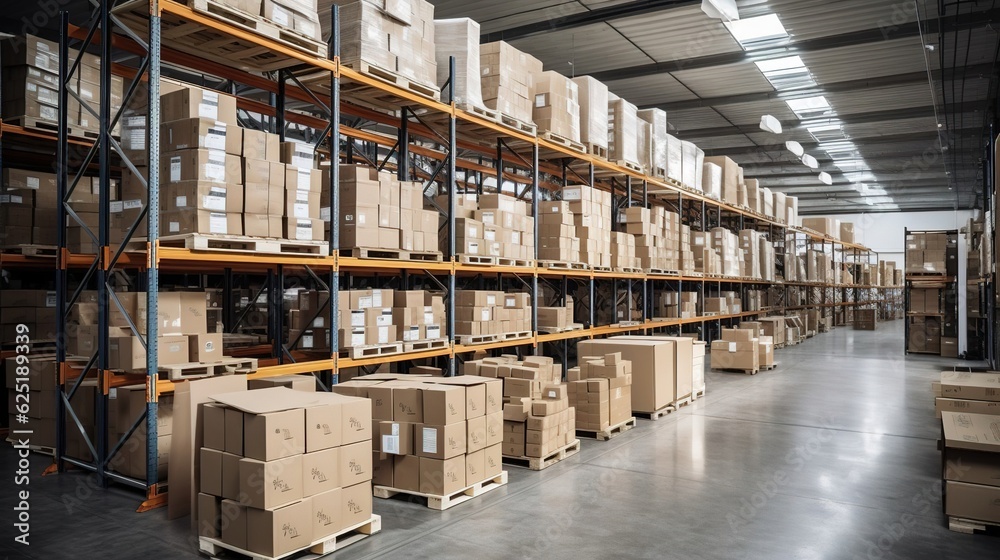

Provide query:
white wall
left=808, top=209, right=978, bottom=353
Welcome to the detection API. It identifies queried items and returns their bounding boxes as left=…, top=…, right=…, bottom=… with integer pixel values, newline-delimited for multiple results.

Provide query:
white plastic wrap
left=786, top=196, right=798, bottom=226
left=702, top=162, right=722, bottom=200
left=532, top=71, right=581, bottom=142
left=480, top=41, right=541, bottom=124
left=637, top=120, right=652, bottom=173
left=572, top=76, right=608, bottom=150
left=434, top=18, right=483, bottom=109
left=637, top=108, right=667, bottom=177
left=694, top=145, right=705, bottom=191
left=608, top=96, right=639, bottom=165
left=681, top=141, right=698, bottom=189
left=664, top=134, right=683, bottom=184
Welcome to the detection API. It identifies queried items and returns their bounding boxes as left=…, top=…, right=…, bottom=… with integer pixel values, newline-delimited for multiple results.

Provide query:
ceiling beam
left=587, top=8, right=1000, bottom=83
left=649, top=64, right=995, bottom=111
left=480, top=0, right=698, bottom=43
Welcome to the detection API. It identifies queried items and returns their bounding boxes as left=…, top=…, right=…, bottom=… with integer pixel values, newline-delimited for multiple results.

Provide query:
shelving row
left=0, top=0, right=895, bottom=512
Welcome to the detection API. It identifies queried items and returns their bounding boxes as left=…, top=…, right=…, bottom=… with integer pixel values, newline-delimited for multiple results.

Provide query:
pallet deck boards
left=402, top=338, right=448, bottom=352
left=159, top=357, right=258, bottom=381
left=537, top=323, right=584, bottom=334
left=714, top=367, right=760, bottom=375
left=539, top=131, right=585, bottom=153
left=576, top=417, right=637, bottom=441
left=1, top=244, right=58, bottom=257
left=141, top=233, right=328, bottom=256
left=583, top=142, right=608, bottom=159
left=338, top=60, right=441, bottom=107
left=947, top=516, right=999, bottom=535
left=373, top=472, right=507, bottom=510
left=502, top=439, right=580, bottom=470
left=634, top=404, right=676, bottom=420
left=6, top=116, right=98, bottom=139
left=198, top=514, right=380, bottom=560
left=537, top=260, right=589, bottom=271
left=458, top=254, right=498, bottom=266
left=340, top=342, right=403, bottom=359
left=341, top=247, right=444, bottom=262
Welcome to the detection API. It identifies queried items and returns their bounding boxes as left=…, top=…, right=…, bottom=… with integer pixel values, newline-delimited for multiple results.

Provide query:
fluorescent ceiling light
left=802, top=154, right=819, bottom=169
left=785, top=95, right=831, bottom=117
left=785, top=140, right=804, bottom=156
left=754, top=56, right=805, bottom=73
left=759, top=115, right=782, bottom=134
left=818, top=172, right=833, bottom=185
left=725, top=14, right=788, bottom=47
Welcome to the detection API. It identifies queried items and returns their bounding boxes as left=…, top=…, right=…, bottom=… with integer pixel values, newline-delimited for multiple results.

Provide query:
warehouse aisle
left=2, top=322, right=997, bottom=559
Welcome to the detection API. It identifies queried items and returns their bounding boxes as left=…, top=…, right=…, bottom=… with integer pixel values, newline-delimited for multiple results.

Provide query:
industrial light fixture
left=759, top=115, right=782, bottom=134
left=725, top=14, right=787, bottom=47
left=802, top=154, right=819, bottom=169
left=785, top=96, right=831, bottom=118
left=818, top=172, right=833, bottom=185
left=785, top=140, right=804, bottom=156
left=702, top=0, right=739, bottom=21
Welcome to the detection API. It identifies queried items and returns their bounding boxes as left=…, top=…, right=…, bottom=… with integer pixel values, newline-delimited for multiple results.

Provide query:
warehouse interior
left=1, top=0, right=999, bottom=558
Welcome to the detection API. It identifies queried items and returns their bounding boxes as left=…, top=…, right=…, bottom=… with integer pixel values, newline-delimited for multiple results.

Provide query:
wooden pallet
left=616, top=160, right=643, bottom=173
left=340, top=247, right=444, bottom=262
left=583, top=142, right=608, bottom=160
left=702, top=312, right=720, bottom=317
left=159, top=357, right=258, bottom=381
left=338, top=60, right=440, bottom=107
left=714, top=367, right=760, bottom=375
left=673, top=395, right=693, bottom=409
left=496, top=257, right=534, bottom=268
left=500, top=331, right=532, bottom=341
left=457, top=333, right=498, bottom=345
left=459, top=254, right=497, bottom=266
left=634, top=404, right=676, bottom=420
left=340, top=342, right=403, bottom=360
left=503, top=439, right=580, bottom=471
left=760, top=363, right=778, bottom=371
left=648, top=269, right=681, bottom=276
left=947, top=516, right=999, bottom=535
left=538, top=260, right=588, bottom=271
left=198, top=514, right=381, bottom=560
left=5, top=116, right=98, bottom=139
left=142, top=234, right=328, bottom=256
left=539, top=131, right=585, bottom=153
left=113, top=0, right=327, bottom=73
left=451, top=105, right=538, bottom=139
left=692, top=386, right=706, bottom=400
left=402, top=338, right=448, bottom=352
left=614, top=321, right=643, bottom=328
left=576, top=417, right=636, bottom=441
left=5, top=439, right=55, bottom=457
left=373, top=471, right=507, bottom=511
left=590, top=266, right=612, bottom=272
left=615, top=267, right=644, bottom=274
left=537, top=323, right=584, bottom=334
left=1, top=244, right=58, bottom=257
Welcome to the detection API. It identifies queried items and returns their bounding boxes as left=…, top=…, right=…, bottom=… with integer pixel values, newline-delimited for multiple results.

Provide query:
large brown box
left=245, top=499, right=314, bottom=558
left=578, top=339, right=675, bottom=413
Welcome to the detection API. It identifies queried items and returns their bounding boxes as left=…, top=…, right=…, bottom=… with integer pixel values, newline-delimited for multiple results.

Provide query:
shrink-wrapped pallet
left=608, top=94, right=639, bottom=166
left=434, top=18, right=483, bottom=109
left=572, top=76, right=609, bottom=153
left=531, top=71, right=580, bottom=142
left=480, top=41, right=542, bottom=124
left=638, top=108, right=667, bottom=178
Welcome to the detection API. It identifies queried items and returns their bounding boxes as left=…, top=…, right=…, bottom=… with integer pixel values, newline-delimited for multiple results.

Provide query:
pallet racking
left=0, top=0, right=898, bottom=510
left=903, top=228, right=959, bottom=355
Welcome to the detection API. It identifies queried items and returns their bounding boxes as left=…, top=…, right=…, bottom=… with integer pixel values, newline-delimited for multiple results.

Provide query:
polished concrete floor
left=3, top=320, right=998, bottom=559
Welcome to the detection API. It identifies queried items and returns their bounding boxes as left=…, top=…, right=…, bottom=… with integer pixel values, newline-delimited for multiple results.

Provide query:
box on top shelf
left=480, top=40, right=543, bottom=124
left=531, top=71, right=580, bottom=142
left=434, top=18, right=483, bottom=109
left=608, top=94, right=639, bottom=166
left=637, top=109, right=667, bottom=178
left=572, top=76, right=609, bottom=152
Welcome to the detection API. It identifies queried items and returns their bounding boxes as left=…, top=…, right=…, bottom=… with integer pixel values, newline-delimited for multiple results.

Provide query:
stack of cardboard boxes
left=434, top=18, right=483, bottom=109
left=1, top=168, right=70, bottom=246
left=338, top=375, right=503, bottom=496
left=905, top=232, right=948, bottom=274
left=619, top=206, right=680, bottom=272
left=735, top=323, right=775, bottom=369
left=338, top=165, right=438, bottom=253
left=853, top=309, right=877, bottom=331
left=937, top=372, right=1000, bottom=526
left=480, top=41, right=542, bottom=124
left=276, top=141, right=324, bottom=241
left=608, top=95, right=639, bottom=167
left=537, top=201, right=580, bottom=264
left=738, top=229, right=776, bottom=281
left=710, top=227, right=742, bottom=277
left=611, top=231, right=639, bottom=270
left=681, top=141, right=705, bottom=193
left=704, top=156, right=740, bottom=206
left=537, top=296, right=575, bottom=332
left=567, top=353, right=632, bottom=432
left=561, top=184, right=613, bottom=268
left=655, top=292, right=697, bottom=319
left=334, top=0, right=437, bottom=92
left=108, top=385, right=173, bottom=481
left=219, top=0, right=322, bottom=42
left=531, top=71, right=580, bottom=142
left=637, top=109, right=667, bottom=178
left=198, top=388, right=373, bottom=557
left=572, top=76, right=609, bottom=154
left=801, top=217, right=841, bottom=240
left=0, top=289, right=56, bottom=343
left=391, top=290, right=445, bottom=344
left=701, top=161, right=722, bottom=200
left=462, top=193, right=535, bottom=262
left=502, top=384, right=575, bottom=458
left=288, top=290, right=331, bottom=351
left=337, top=288, right=396, bottom=349
left=578, top=337, right=684, bottom=415
left=710, top=328, right=760, bottom=372
left=454, top=290, right=531, bottom=339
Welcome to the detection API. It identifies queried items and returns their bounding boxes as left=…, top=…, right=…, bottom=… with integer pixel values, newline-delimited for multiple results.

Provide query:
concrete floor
left=2, top=320, right=998, bottom=559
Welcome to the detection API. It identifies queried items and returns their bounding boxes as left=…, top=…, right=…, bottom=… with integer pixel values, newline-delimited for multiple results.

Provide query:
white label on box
left=169, top=221, right=180, bottom=233
left=110, top=200, right=124, bottom=213
left=298, top=20, right=316, bottom=37
left=422, top=427, right=437, bottom=454
left=320, top=206, right=331, bottom=222
left=205, top=125, right=226, bottom=150
left=424, top=310, right=434, bottom=324
left=728, top=342, right=736, bottom=353
left=480, top=211, right=495, bottom=224
left=169, top=156, right=181, bottom=182
left=297, top=169, right=311, bottom=190
left=199, top=91, right=219, bottom=120
left=371, top=290, right=383, bottom=308
left=204, top=339, right=215, bottom=352
left=272, top=5, right=290, bottom=25
left=293, top=190, right=311, bottom=218
left=468, top=225, right=478, bottom=237
left=302, top=334, right=314, bottom=349
left=486, top=295, right=496, bottom=306
left=547, top=390, right=556, bottom=399
left=203, top=187, right=227, bottom=211
left=377, top=325, right=390, bottom=344
left=127, top=129, right=146, bottom=151
left=358, top=296, right=373, bottom=309
left=480, top=308, right=490, bottom=321
left=26, top=176, right=40, bottom=189
left=382, top=434, right=399, bottom=455
left=485, top=229, right=496, bottom=241
left=350, top=328, right=365, bottom=346
left=404, top=326, right=419, bottom=341
left=376, top=310, right=392, bottom=327
left=123, top=199, right=142, bottom=210
left=175, top=195, right=188, bottom=208
left=45, top=292, right=57, bottom=307
left=512, top=231, right=521, bottom=244
left=505, top=296, right=515, bottom=307
left=0, top=194, right=23, bottom=204
left=426, top=325, right=440, bottom=339
left=563, top=187, right=581, bottom=201
left=205, top=150, right=226, bottom=182
left=295, top=220, right=311, bottom=240
left=469, top=242, right=479, bottom=253
left=535, top=93, right=546, bottom=108
left=209, top=212, right=228, bottom=234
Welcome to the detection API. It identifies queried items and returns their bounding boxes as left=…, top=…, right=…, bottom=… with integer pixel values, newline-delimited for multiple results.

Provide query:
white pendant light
left=786, top=140, right=803, bottom=156
left=818, top=172, right=833, bottom=185
left=802, top=154, right=819, bottom=169
left=759, top=115, right=782, bottom=134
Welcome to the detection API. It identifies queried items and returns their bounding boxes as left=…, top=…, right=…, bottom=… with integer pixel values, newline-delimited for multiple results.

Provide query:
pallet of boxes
left=454, top=290, right=532, bottom=345
left=334, top=374, right=507, bottom=510
left=196, top=386, right=380, bottom=558
left=67, top=290, right=257, bottom=380
left=336, top=288, right=446, bottom=358
left=936, top=371, right=1000, bottom=533
left=568, top=353, right=635, bottom=440
left=448, top=193, right=535, bottom=267
left=710, top=328, right=762, bottom=375
left=465, top=355, right=579, bottom=470
left=735, top=323, right=776, bottom=371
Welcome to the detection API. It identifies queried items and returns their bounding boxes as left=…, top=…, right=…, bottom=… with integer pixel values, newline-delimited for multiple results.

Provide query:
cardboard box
left=940, top=372, right=1000, bottom=402
left=238, top=455, right=303, bottom=510
left=311, top=488, right=344, bottom=540
left=419, top=455, right=466, bottom=495
left=941, top=411, right=1000, bottom=452
left=303, top=447, right=340, bottom=497
left=246, top=499, right=313, bottom=557
left=339, top=441, right=373, bottom=488
left=210, top=389, right=310, bottom=460
left=578, top=339, right=675, bottom=413
left=341, top=481, right=372, bottom=530
left=392, top=454, right=420, bottom=492
left=945, top=481, right=1000, bottom=524
left=417, top=422, right=467, bottom=459
left=379, top=421, right=413, bottom=455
